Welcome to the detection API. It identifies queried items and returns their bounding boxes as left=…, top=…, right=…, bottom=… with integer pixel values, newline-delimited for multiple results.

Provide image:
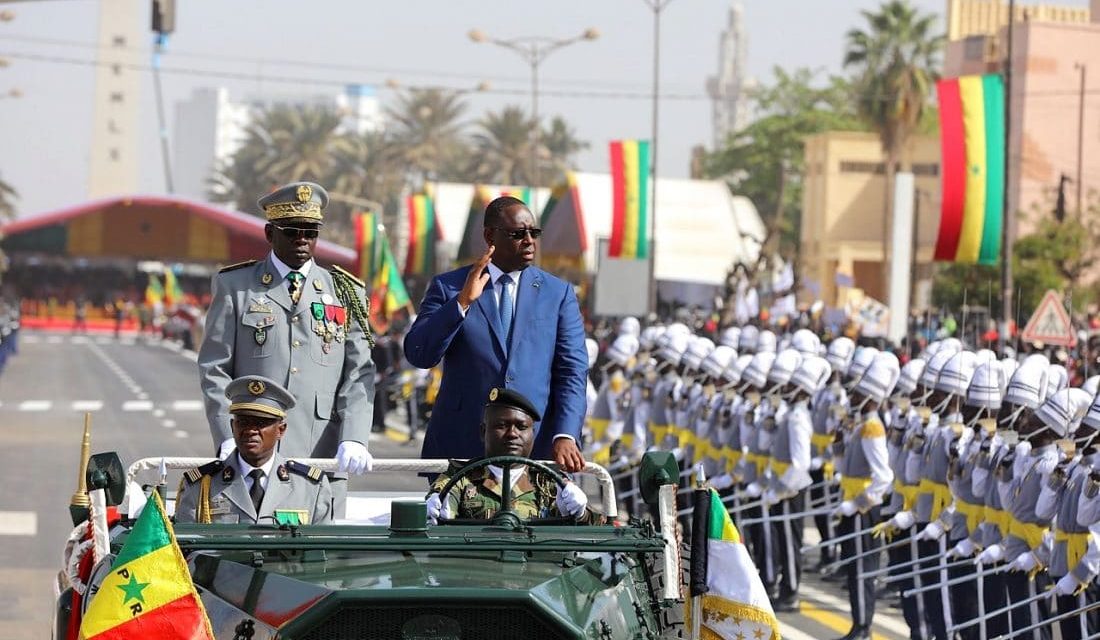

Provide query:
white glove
left=336, top=440, right=373, bottom=474
left=832, top=500, right=857, bottom=518
left=426, top=493, right=450, bottom=524
left=555, top=482, right=588, bottom=518
left=978, top=544, right=1004, bottom=564
left=889, top=511, right=915, bottom=531
left=1053, top=573, right=1084, bottom=597
left=743, top=482, right=763, bottom=499
left=949, top=539, right=975, bottom=558
left=918, top=521, right=944, bottom=541
left=710, top=473, right=735, bottom=491
left=218, top=437, right=235, bottom=460
left=810, top=456, right=824, bottom=471
left=1009, top=552, right=1038, bottom=573
left=762, top=489, right=780, bottom=507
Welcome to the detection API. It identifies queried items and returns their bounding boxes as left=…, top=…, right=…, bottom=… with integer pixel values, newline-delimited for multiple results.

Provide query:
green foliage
left=0, top=173, right=17, bottom=221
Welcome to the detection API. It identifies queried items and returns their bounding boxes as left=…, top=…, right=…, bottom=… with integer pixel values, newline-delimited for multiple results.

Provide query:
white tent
left=540, top=172, right=765, bottom=286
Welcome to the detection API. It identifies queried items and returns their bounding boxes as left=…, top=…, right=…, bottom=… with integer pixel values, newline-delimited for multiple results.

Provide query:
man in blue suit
left=404, top=196, right=588, bottom=471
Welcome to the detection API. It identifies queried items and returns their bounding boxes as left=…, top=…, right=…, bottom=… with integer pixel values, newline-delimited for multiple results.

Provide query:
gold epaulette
left=286, top=460, right=324, bottom=482
left=330, top=264, right=365, bottom=288
left=219, top=259, right=258, bottom=273
left=183, top=459, right=223, bottom=484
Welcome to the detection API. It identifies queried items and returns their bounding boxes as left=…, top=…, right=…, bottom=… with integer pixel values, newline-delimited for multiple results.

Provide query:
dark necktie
left=287, top=271, right=304, bottom=304
left=498, top=274, right=514, bottom=346
left=248, top=469, right=265, bottom=513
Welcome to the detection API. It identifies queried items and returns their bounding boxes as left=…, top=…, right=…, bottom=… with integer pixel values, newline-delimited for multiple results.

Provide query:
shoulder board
left=184, top=459, right=223, bottom=484
left=285, top=460, right=324, bottom=482
left=330, top=264, right=365, bottom=288
left=219, top=259, right=258, bottom=274
left=862, top=419, right=886, bottom=439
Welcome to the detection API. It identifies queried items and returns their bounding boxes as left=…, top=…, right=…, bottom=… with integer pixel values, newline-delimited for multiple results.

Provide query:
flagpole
left=999, top=0, right=1016, bottom=353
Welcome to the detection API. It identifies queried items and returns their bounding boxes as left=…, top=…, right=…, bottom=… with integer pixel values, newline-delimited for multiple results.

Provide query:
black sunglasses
left=490, top=226, right=542, bottom=240
left=272, top=224, right=320, bottom=240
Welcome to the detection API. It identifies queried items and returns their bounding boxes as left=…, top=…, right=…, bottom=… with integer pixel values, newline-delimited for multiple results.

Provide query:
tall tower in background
left=707, top=1, right=750, bottom=150
left=87, top=0, right=141, bottom=198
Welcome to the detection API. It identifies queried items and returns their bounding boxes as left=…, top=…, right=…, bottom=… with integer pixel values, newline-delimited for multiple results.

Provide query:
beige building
left=800, top=131, right=941, bottom=306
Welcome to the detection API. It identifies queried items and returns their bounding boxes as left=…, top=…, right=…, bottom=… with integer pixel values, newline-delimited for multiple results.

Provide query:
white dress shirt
left=269, top=252, right=314, bottom=280
left=237, top=453, right=276, bottom=493
left=486, top=262, right=523, bottom=318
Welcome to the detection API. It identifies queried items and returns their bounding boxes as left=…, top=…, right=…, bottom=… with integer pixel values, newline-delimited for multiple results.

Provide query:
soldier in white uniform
left=177, top=375, right=333, bottom=525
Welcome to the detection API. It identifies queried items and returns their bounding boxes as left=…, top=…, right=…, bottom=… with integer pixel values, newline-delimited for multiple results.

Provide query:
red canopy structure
left=0, top=194, right=356, bottom=267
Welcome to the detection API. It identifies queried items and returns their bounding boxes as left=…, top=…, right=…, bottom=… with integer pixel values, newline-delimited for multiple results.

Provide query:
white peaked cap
left=1001, top=357, right=1019, bottom=379
left=768, top=348, right=804, bottom=385
left=1022, top=353, right=1050, bottom=369
left=920, top=348, right=958, bottom=389
left=1083, top=375, right=1100, bottom=398
left=940, top=338, right=964, bottom=353
left=975, top=349, right=998, bottom=367
left=792, top=356, right=832, bottom=396
left=778, top=335, right=792, bottom=352
left=935, top=350, right=980, bottom=395
left=967, top=362, right=1006, bottom=410
left=1046, top=365, right=1069, bottom=400
left=847, top=346, right=879, bottom=382
left=896, top=358, right=927, bottom=395
left=618, top=317, right=641, bottom=338
left=1080, top=386, right=1100, bottom=429
left=724, top=353, right=755, bottom=384
left=585, top=338, right=599, bottom=366
left=791, top=329, right=821, bottom=358
left=1035, top=387, right=1092, bottom=437
left=702, top=345, right=738, bottom=379
left=826, top=337, right=856, bottom=374
left=743, top=352, right=778, bottom=389
left=719, top=327, right=741, bottom=349
left=606, top=334, right=640, bottom=367
left=757, top=330, right=778, bottom=354
left=656, top=332, right=691, bottom=366
left=640, top=326, right=665, bottom=350
left=855, top=352, right=901, bottom=403
left=682, top=337, right=716, bottom=371
left=1005, top=362, right=1050, bottom=409
left=739, top=326, right=760, bottom=353
left=923, top=340, right=943, bottom=359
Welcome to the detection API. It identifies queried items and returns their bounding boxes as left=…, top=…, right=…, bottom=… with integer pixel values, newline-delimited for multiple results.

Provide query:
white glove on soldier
left=762, top=489, right=780, bottom=507
left=950, top=539, right=975, bottom=558
left=978, top=544, right=1004, bottom=564
left=889, top=511, right=915, bottom=531
left=218, top=437, right=235, bottom=460
left=426, top=493, right=450, bottom=524
left=555, top=482, right=588, bottom=518
left=810, top=456, right=824, bottom=471
left=336, top=440, right=373, bottom=474
left=1052, top=573, right=1085, bottom=597
left=832, top=500, right=857, bottom=518
left=917, top=521, right=944, bottom=541
left=710, top=473, right=735, bottom=491
left=1009, top=552, right=1038, bottom=573
left=743, top=482, right=763, bottom=499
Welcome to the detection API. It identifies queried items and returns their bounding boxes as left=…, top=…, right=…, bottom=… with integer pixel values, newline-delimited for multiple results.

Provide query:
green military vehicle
left=56, top=452, right=688, bottom=640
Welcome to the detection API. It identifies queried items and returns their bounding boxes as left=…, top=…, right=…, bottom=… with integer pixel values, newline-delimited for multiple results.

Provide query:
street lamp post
left=469, top=27, right=599, bottom=212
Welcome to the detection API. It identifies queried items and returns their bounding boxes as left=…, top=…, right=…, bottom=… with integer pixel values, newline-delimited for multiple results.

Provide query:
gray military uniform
left=175, top=451, right=333, bottom=525
left=198, top=254, right=375, bottom=458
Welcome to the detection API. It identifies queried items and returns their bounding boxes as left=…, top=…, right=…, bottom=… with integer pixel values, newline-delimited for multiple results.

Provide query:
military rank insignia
left=277, top=465, right=290, bottom=482
left=261, top=273, right=274, bottom=285
left=222, top=466, right=235, bottom=483
left=255, top=327, right=267, bottom=346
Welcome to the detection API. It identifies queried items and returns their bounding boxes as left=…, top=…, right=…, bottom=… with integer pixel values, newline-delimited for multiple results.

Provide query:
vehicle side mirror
left=87, top=452, right=126, bottom=507
left=638, top=451, right=679, bottom=506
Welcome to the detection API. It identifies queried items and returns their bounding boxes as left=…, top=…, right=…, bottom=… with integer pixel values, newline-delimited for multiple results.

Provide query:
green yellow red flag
left=609, top=139, right=651, bottom=259
left=404, top=192, right=440, bottom=276
left=79, top=492, right=213, bottom=640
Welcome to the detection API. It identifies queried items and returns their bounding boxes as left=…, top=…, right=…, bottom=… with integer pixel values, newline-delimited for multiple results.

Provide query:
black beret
left=485, top=387, right=541, bottom=421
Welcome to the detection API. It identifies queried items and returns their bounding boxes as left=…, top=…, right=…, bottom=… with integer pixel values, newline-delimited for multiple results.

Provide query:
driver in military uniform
left=176, top=375, right=334, bottom=525
left=425, top=388, right=598, bottom=524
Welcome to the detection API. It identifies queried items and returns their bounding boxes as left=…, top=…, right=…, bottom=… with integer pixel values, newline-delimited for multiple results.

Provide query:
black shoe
left=831, top=625, right=871, bottom=640
left=773, top=597, right=800, bottom=612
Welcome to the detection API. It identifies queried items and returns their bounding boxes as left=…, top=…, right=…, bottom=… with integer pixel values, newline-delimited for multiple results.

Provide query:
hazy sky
left=0, top=0, right=1083, bottom=216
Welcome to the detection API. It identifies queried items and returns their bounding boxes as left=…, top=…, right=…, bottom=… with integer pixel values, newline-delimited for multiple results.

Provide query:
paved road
left=0, top=331, right=912, bottom=640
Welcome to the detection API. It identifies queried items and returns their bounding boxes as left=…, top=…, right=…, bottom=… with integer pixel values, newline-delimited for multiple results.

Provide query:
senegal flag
left=144, top=274, right=164, bottom=308
left=688, top=488, right=779, bottom=640
left=80, top=493, right=213, bottom=640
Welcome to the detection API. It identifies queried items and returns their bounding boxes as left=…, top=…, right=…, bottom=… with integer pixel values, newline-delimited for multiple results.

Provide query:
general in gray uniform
left=177, top=375, right=334, bottom=525
left=197, top=181, right=376, bottom=475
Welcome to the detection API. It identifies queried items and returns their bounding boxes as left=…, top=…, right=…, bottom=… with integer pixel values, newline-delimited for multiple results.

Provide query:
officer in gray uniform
left=198, top=182, right=376, bottom=491
left=177, top=375, right=334, bottom=525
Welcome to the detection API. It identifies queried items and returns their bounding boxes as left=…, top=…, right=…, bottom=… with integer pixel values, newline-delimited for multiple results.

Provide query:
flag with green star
left=79, top=492, right=214, bottom=640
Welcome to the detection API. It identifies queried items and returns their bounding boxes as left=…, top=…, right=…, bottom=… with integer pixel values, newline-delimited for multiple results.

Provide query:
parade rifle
left=820, top=536, right=912, bottom=572
left=946, top=590, right=1050, bottom=635
left=801, top=528, right=867, bottom=553
left=900, top=563, right=988, bottom=595
left=991, top=598, right=1100, bottom=640
left=737, top=504, right=835, bottom=527
left=861, top=554, right=975, bottom=582
left=726, top=489, right=831, bottom=515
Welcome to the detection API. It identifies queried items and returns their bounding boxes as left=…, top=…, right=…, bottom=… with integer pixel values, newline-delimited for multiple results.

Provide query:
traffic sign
left=1020, top=290, right=1076, bottom=347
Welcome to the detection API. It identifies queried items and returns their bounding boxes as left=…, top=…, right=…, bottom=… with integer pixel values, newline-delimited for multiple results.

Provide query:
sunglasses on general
left=272, top=224, right=320, bottom=240
left=490, top=227, right=543, bottom=240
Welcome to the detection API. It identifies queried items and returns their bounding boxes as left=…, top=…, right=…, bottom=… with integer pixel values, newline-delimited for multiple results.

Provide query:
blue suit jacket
left=404, top=265, right=588, bottom=460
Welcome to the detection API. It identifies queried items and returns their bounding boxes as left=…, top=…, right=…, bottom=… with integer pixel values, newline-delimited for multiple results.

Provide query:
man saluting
left=404, top=196, right=589, bottom=471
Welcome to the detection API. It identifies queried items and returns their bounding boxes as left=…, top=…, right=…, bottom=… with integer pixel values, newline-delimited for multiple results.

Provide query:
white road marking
left=21, top=335, right=40, bottom=344
left=122, top=400, right=154, bottom=411
left=0, top=511, right=37, bottom=536
left=119, top=338, right=136, bottom=346
left=171, top=400, right=203, bottom=412
left=162, top=420, right=177, bottom=429
left=46, top=336, right=62, bottom=344
left=173, top=430, right=189, bottom=438
left=71, top=401, right=104, bottom=412
left=799, top=583, right=909, bottom=638
left=70, top=336, right=89, bottom=345
left=152, top=409, right=166, bottom=418
left=777, top=625, right=818, bottom=640
left=17, top=400, right=51, bottom=412
left=95, top=337, right=110, bottom=345
left=136, top=392, right=149, bottom=400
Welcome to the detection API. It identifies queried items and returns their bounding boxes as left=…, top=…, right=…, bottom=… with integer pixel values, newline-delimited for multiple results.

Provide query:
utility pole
left=1075, top=62, right=1087, bottom=217
left=642, top=0, right=674, bottom=314
left=999, top=0, right=1016, bottom=354
left=151, top=0, right=175, bottom=193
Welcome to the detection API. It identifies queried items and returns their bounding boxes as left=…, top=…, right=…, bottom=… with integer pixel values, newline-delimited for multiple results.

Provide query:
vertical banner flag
left=609, top=139, right=651, bottom=259
left=354, top=212, right=380, bottom=284
left=404, top=192, right=441, bottom=276
left=370, top=239, right=412, bottom=335
left=163, top=269, right=183, bottom=307
left=79, top=493, right=214, bottom=640
left=933, top=73, right=1005, bottom=265
left=688, top=488, right=779, bottom=640
left=144, top=274, right=164, bottom=308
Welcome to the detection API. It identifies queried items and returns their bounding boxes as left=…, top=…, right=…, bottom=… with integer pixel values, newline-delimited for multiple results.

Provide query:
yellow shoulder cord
left=197, top=475, right=213, bottom=524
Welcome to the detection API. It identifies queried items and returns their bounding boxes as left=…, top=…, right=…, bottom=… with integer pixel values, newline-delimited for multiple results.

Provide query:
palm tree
left=541, top=116, right=589, bottom=183
left=0, top=174, right=17, bottom=221
left=386, top=88, right=469, bottom=182
left=844, top=0, right=943, bottom=287
left=468, top=106, right=537, bottom=185
left=325, top=130, right=407, bottom=242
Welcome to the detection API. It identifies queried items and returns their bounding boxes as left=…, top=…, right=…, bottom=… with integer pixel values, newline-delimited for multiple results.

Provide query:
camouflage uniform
left=429, top=460, right=599, bottom=523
